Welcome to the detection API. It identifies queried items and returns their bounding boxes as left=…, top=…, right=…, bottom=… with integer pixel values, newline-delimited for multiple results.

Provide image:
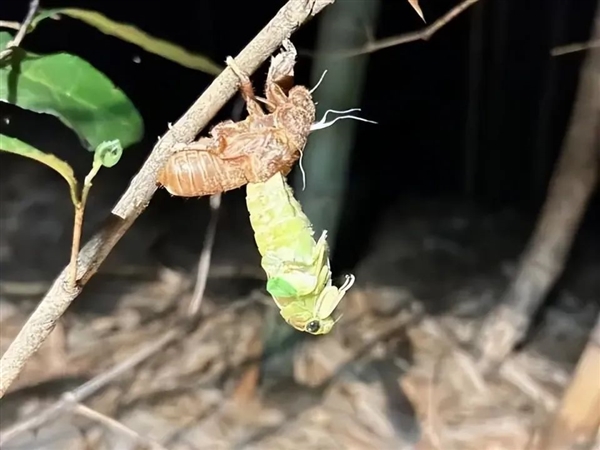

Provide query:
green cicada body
left=246, top=172, right=355, bottom=335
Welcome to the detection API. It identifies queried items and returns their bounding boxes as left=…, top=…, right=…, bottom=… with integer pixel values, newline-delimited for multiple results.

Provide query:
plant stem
left=0, top=0, right=40, bottom=60
left=68, top=164, right=100, bottom=289
left=68, top=203, right=83, bottom=289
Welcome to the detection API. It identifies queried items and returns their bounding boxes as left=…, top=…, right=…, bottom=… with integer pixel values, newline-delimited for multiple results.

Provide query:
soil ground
left=1, top=155, right=599, bottom=449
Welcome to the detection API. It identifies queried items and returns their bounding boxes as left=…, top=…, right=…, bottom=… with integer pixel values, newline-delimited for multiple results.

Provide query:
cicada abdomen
left=157, top=148, right=247, bottom=197
left=246, top=172, right=354, bottom=335
left=157, top=118, right=307, bottom=197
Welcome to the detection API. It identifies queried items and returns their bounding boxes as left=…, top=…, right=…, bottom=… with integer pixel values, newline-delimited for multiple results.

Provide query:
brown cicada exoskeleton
left=157, top=40, right=316, bottom=197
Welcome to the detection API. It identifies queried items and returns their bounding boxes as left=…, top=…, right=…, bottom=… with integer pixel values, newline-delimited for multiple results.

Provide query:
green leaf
left=0, top=32, right=13, bottom=51
left=0, top=134, right=77, bottom=189
left=0, top=31, right=144, bottom=150
left=37, top=8, right=223, bottom=76
left=267, top=277, right=299, bottom=298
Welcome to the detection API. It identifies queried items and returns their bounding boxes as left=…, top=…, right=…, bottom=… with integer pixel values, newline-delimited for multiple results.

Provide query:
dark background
left=1, top=0, right=598, bottom=274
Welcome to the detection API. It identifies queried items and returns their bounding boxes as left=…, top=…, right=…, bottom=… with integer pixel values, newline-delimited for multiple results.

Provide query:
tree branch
left=302, top=0, right=479, bottom=59
left=0, top=0, right=335, bottom=399
left=0, top=0, right=40, bottom=60
left=551, top=39, right=600, bottom=56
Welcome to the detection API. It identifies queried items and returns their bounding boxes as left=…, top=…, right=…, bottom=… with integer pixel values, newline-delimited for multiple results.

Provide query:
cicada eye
left=306, top=320, right=321, bottom=334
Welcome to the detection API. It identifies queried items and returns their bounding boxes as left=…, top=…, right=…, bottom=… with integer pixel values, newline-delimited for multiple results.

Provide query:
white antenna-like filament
left=340, top=274, right=356, bottom=293
left=298, top=147, right=307, bottom=191
left=310, top=69, right=329, bottom=95
left=311, top=108, right=378, bottom=131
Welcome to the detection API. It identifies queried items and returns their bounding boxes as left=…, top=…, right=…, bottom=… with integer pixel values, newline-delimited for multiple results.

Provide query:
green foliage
left=0, top=4, right=220, bottom=286
left=34, top=8, right=223, bottom=75
left=93, top=139, right=123, bottom=168
left=0, top=134, right=77, bottom=192
left=0, top=31, right=143, bottom=151
left=0, top=20, right=141, bottom=280
left=0, top=134, right=121, bottom=214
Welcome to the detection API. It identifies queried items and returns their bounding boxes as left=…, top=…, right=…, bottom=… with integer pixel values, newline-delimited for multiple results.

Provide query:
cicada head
left=279, top=304, right=336, bottom=335
left=275, top=274, right=356, bottom=335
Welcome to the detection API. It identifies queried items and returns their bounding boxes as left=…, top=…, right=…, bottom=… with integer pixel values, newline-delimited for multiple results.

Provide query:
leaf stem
left=0, top=0, right=40, bottom=60
left=68, top=162, right=102, bottom=289
left=68, top=204, right=83, bottom=289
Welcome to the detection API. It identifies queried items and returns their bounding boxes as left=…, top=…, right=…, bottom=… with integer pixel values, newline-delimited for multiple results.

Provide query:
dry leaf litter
left=1, top=159, right=598, bottom=450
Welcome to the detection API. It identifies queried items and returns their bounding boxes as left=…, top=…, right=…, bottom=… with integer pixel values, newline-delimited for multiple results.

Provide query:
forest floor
left=1, top=157, right=599, bottom=450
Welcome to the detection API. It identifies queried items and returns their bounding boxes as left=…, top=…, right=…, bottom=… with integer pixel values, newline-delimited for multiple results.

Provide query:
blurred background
left=1, top=0, right=599, bottom=449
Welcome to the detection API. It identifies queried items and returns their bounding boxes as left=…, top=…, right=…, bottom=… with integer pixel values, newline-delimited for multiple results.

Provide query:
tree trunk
left=538, top=312, right=600, bottom=450
left=475, top=10, right=600, bottom=373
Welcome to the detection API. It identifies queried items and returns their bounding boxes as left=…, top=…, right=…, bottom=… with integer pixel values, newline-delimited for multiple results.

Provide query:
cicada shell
left=157, top=42, right=316, bottom=198
left=158, top=148, right=246, bottom=197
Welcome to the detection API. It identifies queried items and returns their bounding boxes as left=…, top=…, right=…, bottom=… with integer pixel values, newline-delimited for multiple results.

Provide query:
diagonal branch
left=0, top=0, right=336, bottom=399
left=303, top=0, right=479, bottom=59
left=551, top=39, right=600, bottom=56
left=0, top=0, right=40, bottom=60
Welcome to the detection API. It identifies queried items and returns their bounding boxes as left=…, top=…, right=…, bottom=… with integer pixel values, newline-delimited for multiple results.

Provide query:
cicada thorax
left=246, top=172, right=316, bottom=266
left=268, top=85, right=316, bottom=153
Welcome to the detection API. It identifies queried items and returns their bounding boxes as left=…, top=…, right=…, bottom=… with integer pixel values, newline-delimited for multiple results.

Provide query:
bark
left=538, top=313, right=600, bottom=450
left=475, top=11, right=600, bottom=373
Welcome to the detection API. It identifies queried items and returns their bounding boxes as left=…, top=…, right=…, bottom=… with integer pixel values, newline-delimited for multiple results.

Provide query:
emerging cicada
left=238, top=42, right=371, bottom=335
left=158, top=40, right=375, bottom=335
left=247, top=171, right=355, bottom=335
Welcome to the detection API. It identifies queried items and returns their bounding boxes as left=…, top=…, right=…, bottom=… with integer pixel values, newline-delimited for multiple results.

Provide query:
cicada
left=157, top=41, right=316, bottom=197
left=158, top=40, right=375, bottom=334
left=246, top=171, right=355, bottom=335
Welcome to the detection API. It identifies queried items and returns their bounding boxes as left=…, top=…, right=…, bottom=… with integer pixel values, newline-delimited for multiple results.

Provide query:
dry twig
left=187, top=195, right=222, bottom=315
left=0, top=328, right=179, bottom=444
left=0, top=0, right=40, bottom=60
left=0, top=21, right=21, bottom=31
left=475, top=4, right=600, bottom=373
left=552, top=39, right=600, bottom=56
left=73, top=403, right=168, bottom=450
left=0, top=0, right=336, bottom=399
left=0, top=297, right=256, bottom=445
left=303, top=0, right=479, bottom=58
left=539, top=312, right=600, bottom=450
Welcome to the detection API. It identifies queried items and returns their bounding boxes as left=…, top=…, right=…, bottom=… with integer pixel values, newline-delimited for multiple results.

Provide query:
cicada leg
left=313, top=230, right=331, bottom=271
left=265, top=80, right=291, bottom=111
left=172, top=122, right=243, bottom=156
left=225, top=56, right=267, bottom=118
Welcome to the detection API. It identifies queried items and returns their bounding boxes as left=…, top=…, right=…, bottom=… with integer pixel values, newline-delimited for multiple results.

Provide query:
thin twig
left=0, top=297, right=256, bottom=445
left=0, top=328, right=179, bottom=444
left=69, top=202, right=85, bottom=289
left=73, top=403, right=168, bottom=450
left=187, top=87, right=247, bottom=315
left=0, top=21, right=21, bottom=30
left=303, top=0, right=479, bottom=59
left=551, top=39, right=600, bottom=56
left=188, top=195, right=222, bottom=316
left=0, top=0, right=336, bottom=399
left=0, top=0, right=40, bottom=60
left=186, top=90, right=248, bottom=316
